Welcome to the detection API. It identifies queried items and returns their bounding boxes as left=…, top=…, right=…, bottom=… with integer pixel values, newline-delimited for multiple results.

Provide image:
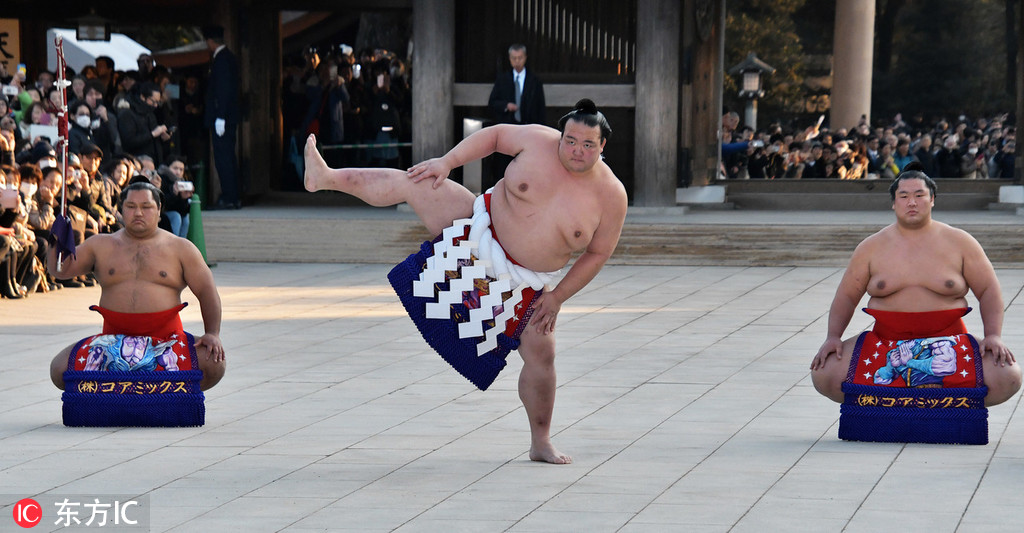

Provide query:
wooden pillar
left=634, top=0, right=680, bottom=206
left=831, top=0, right=875, bottom=131
left=239, top=5, right=281, bottom=196
left=412, top=0, right=454, bottom=163
left=681, top=0, right=725, bottom=188
left=1017, top=0, right=1023, bottom=181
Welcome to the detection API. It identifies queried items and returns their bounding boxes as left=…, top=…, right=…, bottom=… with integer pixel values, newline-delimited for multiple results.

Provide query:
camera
left=174, top=181, right=194, bottom=193
left=751, top=140, right=764, bottom=148
left=2, top=85, right=17, bottom=96
left=0, top=187, right=18, bottom=209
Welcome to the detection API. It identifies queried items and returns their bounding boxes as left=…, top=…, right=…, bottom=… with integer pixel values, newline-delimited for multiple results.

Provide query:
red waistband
left=865, top=307, right=970, bottom=339
left=91, top=303, right=188, bottom=338
left=482, top=192, right=524, bottom=267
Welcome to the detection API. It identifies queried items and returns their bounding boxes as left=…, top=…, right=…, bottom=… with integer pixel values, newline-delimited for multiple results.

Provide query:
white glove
left=215, top=118, right=226, bottom=137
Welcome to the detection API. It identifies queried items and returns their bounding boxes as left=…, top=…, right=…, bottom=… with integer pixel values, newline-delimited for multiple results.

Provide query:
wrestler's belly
left=98, top=282, right=185, bottom=314
left=867, top=286, right=969, bottom=313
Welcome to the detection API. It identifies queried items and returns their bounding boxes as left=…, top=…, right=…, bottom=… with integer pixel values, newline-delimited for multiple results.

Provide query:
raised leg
left=303, top=134, right=476, bottom=235
left=981, top=355, right=1022, bottom=407
left=810, top=336, right=859, bottom=403
left=50, top=344, right=75, bottom=390
left=518, top=326, right=571, bottom=464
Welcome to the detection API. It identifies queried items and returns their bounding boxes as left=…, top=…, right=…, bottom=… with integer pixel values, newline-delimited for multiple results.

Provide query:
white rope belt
left=411, top=189, right=560, bottom=355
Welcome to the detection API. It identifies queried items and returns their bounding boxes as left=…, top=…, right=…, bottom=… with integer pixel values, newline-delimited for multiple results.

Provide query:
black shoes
left=60, top=278, right=85, bottom=288
left=1, top=277, right=26, bottom=298
left=210, top=200, right=242, bottom=210
left=22, top=270, right=42, bottom=295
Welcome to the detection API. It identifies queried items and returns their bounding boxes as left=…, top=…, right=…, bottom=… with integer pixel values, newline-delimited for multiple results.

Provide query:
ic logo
left=13, top=498, right=41, bottom=528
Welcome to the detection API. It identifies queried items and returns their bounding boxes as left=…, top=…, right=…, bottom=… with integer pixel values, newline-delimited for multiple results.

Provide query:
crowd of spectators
left=282, top=44, right=412, bottom=187
left=1, top=54, right=199, bottom=300
left=721, top=111, right=1017, bottom=181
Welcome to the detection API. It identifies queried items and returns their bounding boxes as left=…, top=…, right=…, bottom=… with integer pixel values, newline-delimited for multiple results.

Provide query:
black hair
left=85, top=80, right=105, bottom=96
left=557, top=99, right=612, bottom=141
left=42, top=166, right=63, bottom=181
left=888, top=164, right=937, bottom=200
left=119, top=180, right=163, bottom=210
left=202, top=25, right=225, bottom=42
left=72, top=101, right=91, bottom=115
left=138, top=82, right=160, bottom=99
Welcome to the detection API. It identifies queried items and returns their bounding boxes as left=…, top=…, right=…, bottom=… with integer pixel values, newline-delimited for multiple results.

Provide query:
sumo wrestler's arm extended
left=811, top=240, right=871, bottom=370
left=181, top=240, right=225, bottom=362
left=406, top=124, right=544, bottom=188
left=46, top=233, right=97, bottom=280
left=530, top=190, right=628, bottom=335
left=961, top=232, right=1015, bottom=365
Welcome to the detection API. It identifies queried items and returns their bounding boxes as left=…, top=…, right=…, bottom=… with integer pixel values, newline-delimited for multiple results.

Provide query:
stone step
left=724, top=178, right=1008, bottom=210
left=726, top=192, right=996, bottom=210
left=200, top=209, right=1024, bottom=268
left=612, top=224, right=1024, bottom=267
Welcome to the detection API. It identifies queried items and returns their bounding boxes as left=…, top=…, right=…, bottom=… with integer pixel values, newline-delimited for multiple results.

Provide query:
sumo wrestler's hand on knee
left=530, top=292, right=563, bottom=335
left=811, top=337, right=844, bottom=370
left=407, top=158, right=452, bottom=189
left=195, top=333, right=225, bottom=362
left=980, top=335, right=1015, bottom=367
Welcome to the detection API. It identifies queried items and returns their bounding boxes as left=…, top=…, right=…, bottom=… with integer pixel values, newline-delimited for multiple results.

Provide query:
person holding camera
left=68, top=102, right=94, bottom=156
left=0, top=107, right=14, bottom=166
left=993, top=140, right=1016, bottom=178
left=83, top=80, right=122, bottom=158
left=117, top=82, right=171, bottom=166
left=158, top=157, right=193, bottom=238
left=0, top=164, right=41, bottom=298
left=0, top=93, right=13, bottom=120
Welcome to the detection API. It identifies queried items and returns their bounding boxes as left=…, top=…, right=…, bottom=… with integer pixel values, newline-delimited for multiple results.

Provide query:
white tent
left=46, top=28, right=151, bottom=74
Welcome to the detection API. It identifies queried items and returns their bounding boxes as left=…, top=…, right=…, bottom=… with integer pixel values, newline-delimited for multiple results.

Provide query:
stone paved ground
left=3, top=253, right=1024, bottom=531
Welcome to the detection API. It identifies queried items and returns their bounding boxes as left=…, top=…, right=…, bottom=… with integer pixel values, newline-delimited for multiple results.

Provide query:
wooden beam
left=453, top=83, right=636, bottom=108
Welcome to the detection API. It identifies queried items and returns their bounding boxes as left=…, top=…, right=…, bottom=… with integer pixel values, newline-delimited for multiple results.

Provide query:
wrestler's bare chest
left=492, top=169, right=601, bottom=270
left=867, top=236, right=968, bottom=302
left=94, top=238, right=186, bottom=290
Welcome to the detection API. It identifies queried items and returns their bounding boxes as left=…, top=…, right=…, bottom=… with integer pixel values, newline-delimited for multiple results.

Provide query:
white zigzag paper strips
left=415, top=190, right=560, bottom=356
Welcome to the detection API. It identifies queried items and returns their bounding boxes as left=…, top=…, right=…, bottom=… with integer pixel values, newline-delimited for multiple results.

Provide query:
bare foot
left=303, top=134, right=327, bottom=192
left=530, top=442, right=572, bottom=464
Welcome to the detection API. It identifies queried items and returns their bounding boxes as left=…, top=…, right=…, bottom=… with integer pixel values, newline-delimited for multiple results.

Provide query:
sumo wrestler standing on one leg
left=48, top=182, right=226, bottom=391
left=810, top=169, right=1021, bottom=406
left=304, top=99, right=627, bottom=464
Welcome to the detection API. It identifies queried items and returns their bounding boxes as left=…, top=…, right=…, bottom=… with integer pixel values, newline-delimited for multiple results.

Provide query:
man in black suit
left=487, top=44, right=545, bottom=185
left=488, top=44, right=545, bottom=126
left=203, top=25, right=241, bottom=209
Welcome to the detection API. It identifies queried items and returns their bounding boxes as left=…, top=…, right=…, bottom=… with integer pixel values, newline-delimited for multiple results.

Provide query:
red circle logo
left=12, top=498, right=41, bottom=528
